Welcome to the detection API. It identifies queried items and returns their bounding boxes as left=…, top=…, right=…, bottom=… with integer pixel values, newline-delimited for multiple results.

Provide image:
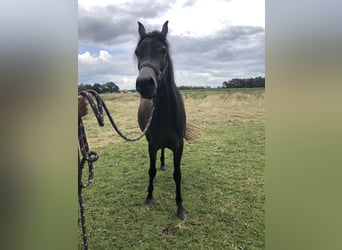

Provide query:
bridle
left=138, top=59, right=169, bottom=84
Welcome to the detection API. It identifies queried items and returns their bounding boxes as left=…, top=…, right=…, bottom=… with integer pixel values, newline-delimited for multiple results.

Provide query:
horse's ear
left=161, top=20, right=168, bottom=37
left=138, top=21, right=146, bottom=38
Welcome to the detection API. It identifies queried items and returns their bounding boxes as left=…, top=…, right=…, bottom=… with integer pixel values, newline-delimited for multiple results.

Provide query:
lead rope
left=78, top=90, right=154, bottom=250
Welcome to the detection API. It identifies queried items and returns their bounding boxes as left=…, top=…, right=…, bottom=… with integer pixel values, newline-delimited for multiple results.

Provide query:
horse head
left=135, top=21, right=169, bottom=99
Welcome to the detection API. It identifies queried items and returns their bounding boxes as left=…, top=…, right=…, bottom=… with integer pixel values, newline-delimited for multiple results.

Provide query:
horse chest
left=149, top=120, right=179, bottom=147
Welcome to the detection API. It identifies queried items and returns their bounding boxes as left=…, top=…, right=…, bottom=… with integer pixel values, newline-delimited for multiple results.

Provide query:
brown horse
left=135, top=21, right=195, bottom=220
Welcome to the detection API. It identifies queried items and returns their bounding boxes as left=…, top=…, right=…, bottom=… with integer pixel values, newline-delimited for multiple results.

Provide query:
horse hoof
left=177, top=208, right=187, bottom=220
left=145, top=198, right=155, bottom=206
left=160, top=165, right=166, bottom=171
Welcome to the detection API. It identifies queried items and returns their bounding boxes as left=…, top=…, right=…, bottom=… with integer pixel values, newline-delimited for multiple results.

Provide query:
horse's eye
left=160, top=47, right=166, bottom=55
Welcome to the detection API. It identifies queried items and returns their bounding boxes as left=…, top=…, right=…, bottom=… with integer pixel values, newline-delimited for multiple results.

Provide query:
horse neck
left=155, top=66, right=178, bottom=114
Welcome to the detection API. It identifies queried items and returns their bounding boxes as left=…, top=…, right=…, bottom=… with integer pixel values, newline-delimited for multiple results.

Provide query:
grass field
left=79, top=88, right=265, bottom=249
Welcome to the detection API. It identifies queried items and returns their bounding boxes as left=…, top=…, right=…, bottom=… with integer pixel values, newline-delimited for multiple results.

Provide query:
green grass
left=79, top=88, right=265, bottom=249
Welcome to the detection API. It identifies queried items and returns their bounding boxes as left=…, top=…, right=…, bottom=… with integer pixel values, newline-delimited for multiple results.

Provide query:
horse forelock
left=138, top=31, right=168, bottom=48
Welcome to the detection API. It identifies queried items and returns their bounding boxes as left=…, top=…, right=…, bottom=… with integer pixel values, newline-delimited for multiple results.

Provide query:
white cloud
left=78, top=0, right=128, bottom=10
left=133, top=0, right=264, bottom=36
left=228, top=0, right=265, bottom=27
left=78, top=50, right=112, bottom=65
left=78, top=51, right=92, bottom=62
left=99, top=50, right=112, bottom=61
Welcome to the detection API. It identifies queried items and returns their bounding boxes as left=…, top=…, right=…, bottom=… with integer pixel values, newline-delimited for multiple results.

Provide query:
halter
left=139, top=59, right=169, bottom=84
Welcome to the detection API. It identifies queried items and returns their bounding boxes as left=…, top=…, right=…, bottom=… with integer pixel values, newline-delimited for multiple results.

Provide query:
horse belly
left=150, top=127, right=182, bottom=151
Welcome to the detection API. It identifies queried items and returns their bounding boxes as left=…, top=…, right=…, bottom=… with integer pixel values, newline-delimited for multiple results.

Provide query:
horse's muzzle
left=136, top=67, right=157, bottom=99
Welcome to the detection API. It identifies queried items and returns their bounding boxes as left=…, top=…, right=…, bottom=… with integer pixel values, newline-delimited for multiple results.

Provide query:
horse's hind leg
left=173, top=140, right=186, bottom=220
left=160, top=147, right=166, bottom=170
left=146, top=143, right=157, bottom=205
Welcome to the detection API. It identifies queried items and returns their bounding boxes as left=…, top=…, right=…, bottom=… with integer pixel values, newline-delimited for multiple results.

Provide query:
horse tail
left=184, top=123, right=202, bottom=140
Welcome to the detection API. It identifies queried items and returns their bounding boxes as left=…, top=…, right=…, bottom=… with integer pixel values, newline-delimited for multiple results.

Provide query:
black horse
left=135, top=21, right=191, bottom=220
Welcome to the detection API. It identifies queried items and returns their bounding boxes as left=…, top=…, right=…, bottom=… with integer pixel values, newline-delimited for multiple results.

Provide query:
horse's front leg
left=146, top=143, right=157, bottom=205
left=173, top=140, right=186, bottom=220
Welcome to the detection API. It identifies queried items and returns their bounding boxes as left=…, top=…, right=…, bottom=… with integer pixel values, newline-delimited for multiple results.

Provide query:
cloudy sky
left=78, top=0, right=265, bottom=89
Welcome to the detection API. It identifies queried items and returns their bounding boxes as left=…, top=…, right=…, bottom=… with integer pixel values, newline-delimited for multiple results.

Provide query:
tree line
left=78, top=76, right=265, bottom=93
left=178, top=86, right=212, bottom=90
left=222, top=76, right=265, bottom=88
left=78, top=82, right=120, bottom=93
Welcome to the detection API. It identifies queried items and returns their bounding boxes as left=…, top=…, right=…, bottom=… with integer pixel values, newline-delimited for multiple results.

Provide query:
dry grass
left=81, top=93, right=142, bottom=148
left=183, top=89, right=265, bottom=126
left=82, top=89, right=265, bottom=149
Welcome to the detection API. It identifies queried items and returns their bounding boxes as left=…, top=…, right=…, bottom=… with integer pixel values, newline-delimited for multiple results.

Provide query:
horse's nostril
left=147, top=78, right=155, bottom=90
left=136, top=77, right=154, bottom=89
left=136, top=76, right=156, bottom=98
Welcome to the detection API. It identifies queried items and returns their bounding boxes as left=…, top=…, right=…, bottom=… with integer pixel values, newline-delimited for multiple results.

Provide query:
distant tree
left=92, top=83, right=103, bottom=93
left=78, top=83, right=93, bottom=92
left=104, top=81, right=120, bottom=93
left=222, top=77, right=265, bottom=88
left=78, top=82, right=120, bottom=94
left=178, top=86, right=191, bottom=90
left=178, top=86, right=209, bottom=90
